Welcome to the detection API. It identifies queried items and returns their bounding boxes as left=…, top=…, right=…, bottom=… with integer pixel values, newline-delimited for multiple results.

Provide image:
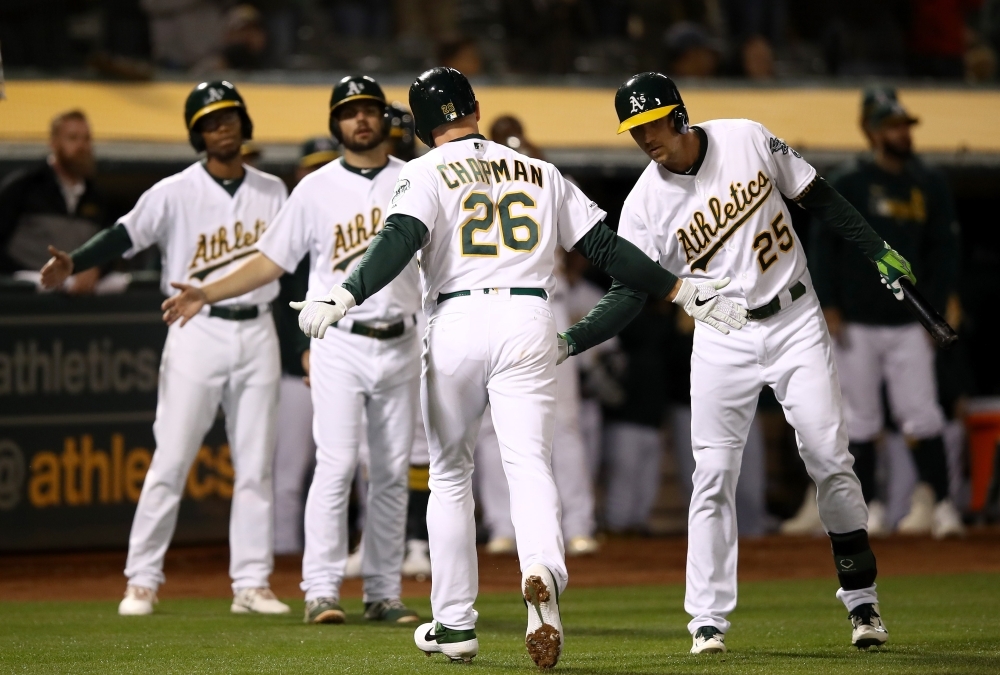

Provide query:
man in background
left=272, top=137, right=341, bottom=555
left=809, top=87, right=964, bottom=538
left=0, top=110, right=106, bottom=292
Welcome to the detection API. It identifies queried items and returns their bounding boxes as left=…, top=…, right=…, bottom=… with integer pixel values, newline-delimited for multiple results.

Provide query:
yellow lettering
left=491, top=160, right=511, bottom=182
left=190, top=235, right=209, bottom=269
left=62, top=437, right=83, bottom=506
left=112, top=433, right=124, bottom=503
left=332, top=225, right=349, bottom=259
left=80, top=434, right=111, bottom=504
left=451, top=162, right=472, bottom=184
left=29, top=451, right=61, bottom=507
left=466, top=158, right=485, bottom=183
left=676, top=229, right=700, bottom=263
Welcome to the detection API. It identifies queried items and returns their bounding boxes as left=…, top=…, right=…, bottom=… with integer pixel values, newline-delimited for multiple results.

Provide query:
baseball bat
left=899, top=278, right=958, bottom=349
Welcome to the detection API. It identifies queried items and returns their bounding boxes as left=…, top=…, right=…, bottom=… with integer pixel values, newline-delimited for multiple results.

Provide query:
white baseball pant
left=686, top=284, right=872, bottom=635
left=273, top=374, right=316, bottom=554
left=423, top=291, right=565, bottom=630
left=300, top=326, right=419, bottom=603
left=124, top=311, right=280, bottom=592
left=833, top=322, right=945, bottom=441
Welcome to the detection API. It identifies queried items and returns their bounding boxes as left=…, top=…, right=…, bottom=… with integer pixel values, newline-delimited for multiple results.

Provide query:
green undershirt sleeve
left=572, top=221, right=678, bottom=297
left=561, top=222, right=678, bottom=355
left=341, top=214, right=427, bottom=305
left=70, top=223, right=133, bottom=271
left=796, top=178, right=886, bottom=259
left=563, top=281, right=646, bottom=354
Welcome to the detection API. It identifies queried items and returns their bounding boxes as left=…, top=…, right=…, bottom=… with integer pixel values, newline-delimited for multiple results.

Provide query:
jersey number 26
left=460, top=191, right=540, bottom=257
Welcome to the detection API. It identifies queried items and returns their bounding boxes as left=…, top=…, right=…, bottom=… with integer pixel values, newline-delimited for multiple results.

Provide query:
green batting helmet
left=328, top=75, right=390, bottom=142
left=184, top=81, right=253, bottom=152
left=614, top=72, right=688, bottom=135
left=409, top=67, right=476, bottom=148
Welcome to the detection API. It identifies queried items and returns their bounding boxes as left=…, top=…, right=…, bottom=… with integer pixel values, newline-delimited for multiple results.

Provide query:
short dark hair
left=50, top=110, right=89, bottom=137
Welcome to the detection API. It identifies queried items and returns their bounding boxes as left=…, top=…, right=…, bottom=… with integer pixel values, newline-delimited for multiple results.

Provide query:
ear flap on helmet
left=673, top=106, right=689, bottom=135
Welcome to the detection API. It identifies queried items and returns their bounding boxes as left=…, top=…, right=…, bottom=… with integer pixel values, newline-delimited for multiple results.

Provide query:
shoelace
left=695, top=626, right=722, bottom=641
left=382, top=598, right=407, bottom=611
left=850, top=604, right=878, bottom=626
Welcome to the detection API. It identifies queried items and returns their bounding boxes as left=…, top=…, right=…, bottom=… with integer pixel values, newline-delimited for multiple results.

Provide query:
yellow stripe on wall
left=3, top=81, right=1000, bottom=152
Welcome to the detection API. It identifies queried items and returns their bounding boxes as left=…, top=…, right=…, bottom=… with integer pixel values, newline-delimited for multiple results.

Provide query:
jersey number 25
left=460, top=191, right=540, bottom=257
left=752, top=213, right=794, bottom=272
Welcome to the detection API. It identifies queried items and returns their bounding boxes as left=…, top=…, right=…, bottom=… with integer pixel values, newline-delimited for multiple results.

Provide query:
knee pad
left=829, top=529, right=877, bottom=590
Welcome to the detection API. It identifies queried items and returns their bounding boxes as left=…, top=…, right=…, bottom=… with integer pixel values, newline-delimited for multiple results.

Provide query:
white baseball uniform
left=120, top=162, right=287, bottom=592
left=617, top=119, right=873, bottom=634
left=474, top=273, right=596, bottom=543
left=387, top=134, right=605, bottom=629
left=256, top=156, right=422, bottom=604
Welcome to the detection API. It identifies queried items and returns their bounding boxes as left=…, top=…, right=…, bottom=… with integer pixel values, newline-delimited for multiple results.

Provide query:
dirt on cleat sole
left=524, top=575, right=560, bottom=669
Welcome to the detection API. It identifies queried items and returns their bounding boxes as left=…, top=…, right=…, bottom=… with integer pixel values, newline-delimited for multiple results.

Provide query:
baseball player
left=40, top=81, right=290, bottom=616
left=289, top=67, right=746, bottom=668
left=163, top=75, right=423, bottom=625
left=561, top=72, right=922, bottom=653
left=811, top=87, right=963, bottom=539
left=272, top=137, right=341, bottom=555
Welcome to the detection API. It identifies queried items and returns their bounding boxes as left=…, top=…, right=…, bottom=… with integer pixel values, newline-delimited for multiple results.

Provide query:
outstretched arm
left=40, top=222, right=133, bottom=289
left=796, top=177, right=915, bottom=299
left=161, top=252, right=286, bottom=326
left=293, top=214, right=427, bottom=339
left=560, top=223, right=747, bottom=360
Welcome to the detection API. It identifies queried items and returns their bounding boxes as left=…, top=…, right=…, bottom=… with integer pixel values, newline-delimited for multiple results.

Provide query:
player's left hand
left=290, top=285, right=357, bottom=339
left=874, top=244, right=916, bottom=301
left=162, top=282, right=208, bottom=327
left=673, top=277, right=748, bottom=335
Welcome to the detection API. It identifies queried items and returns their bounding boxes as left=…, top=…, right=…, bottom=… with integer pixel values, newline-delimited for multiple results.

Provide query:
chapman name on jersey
left=256, top=156, right=421, bottom=324
left=618, top=119, right=816, bottom=309
left=386, top=135, right=606, bottom=309
left=119, top=162, right=287, bottom=306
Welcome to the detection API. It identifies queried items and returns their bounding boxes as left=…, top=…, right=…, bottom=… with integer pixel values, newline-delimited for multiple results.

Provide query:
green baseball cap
left=861, top=87, right=918, bottom=128
left=299, top=136, right=340, bottom=168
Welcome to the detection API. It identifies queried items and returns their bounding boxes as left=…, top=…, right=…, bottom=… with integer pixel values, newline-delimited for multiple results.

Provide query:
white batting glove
left=289, top=285, right=356, bottom=339
left=673, top=277, right=748, bottom=335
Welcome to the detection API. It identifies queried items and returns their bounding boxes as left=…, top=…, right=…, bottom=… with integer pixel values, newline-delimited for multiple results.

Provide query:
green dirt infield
left=2, top=573, right=998, bottom=674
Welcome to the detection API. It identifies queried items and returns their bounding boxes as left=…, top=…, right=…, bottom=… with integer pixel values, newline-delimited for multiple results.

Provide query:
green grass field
left=1, top=573, right=998, bottom=674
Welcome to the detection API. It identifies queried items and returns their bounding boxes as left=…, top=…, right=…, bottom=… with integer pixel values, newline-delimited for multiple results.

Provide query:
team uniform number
left=460, top=191, right=540, bottom=257
left=752, top=213, right=794, bottom=272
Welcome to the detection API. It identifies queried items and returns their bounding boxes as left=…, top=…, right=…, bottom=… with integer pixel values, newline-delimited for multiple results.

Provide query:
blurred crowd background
left=3, top=0, right=1000, bottom=555
left=2, top=0, right=1000, bottom=81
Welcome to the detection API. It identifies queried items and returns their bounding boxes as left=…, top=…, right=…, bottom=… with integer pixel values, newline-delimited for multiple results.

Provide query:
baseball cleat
left=523, top=563, right=562, bottom=669
left=690, top=626, right=726, bottom=654
left=304, top=597, right=346, bottom=624
left=364, top=598, right=420, bottom=624
left=414, top=622, right=478, bottom=662
left=344, top=548, right=363, bottom=579
left=866, top=501, right=890, bottom=538
left=486, top=536, right=517, bottom=555
left=567, top=535, right=600, bottom=556
left=118, top=585, right=157, bottom=616
left=231, top=587, right=290, bottom=614
left=401, top=539, right=432, bottom=579
left=932, top=499, right=965, bottom=539
left=849, top=603, right=888, bottom=649
left=897, top=483, right=934, bottom=535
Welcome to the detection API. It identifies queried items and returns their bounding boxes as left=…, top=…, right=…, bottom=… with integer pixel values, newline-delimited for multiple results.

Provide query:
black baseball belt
left=209, top=304, right=265, bottom=321
left=746, top=281, right=806, bottom=321
left=437, top=287, right=548, bottom=304
left=336, top=314, right=417, bottom=340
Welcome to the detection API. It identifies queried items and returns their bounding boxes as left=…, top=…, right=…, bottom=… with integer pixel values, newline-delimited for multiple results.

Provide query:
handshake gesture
left=289, top=285, right=357, bottom=338
left=673, top=277, right=748, bottom=335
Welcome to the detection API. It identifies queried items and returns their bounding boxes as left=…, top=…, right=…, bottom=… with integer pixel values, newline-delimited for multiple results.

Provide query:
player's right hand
left=40, top=245, right=74, bottom=290
left=874, top=244, right=916, bottom=301
left=290, top=285, right=357, bottom=339
left=672, top=277, right=748, bottom=335
left=162, top=282, right=208, bottom=327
